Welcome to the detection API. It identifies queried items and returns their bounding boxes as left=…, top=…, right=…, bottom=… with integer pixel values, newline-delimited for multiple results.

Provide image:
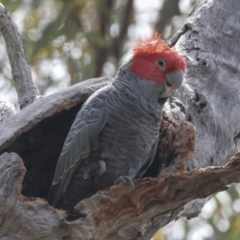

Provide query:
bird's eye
left=157, top=60, right=165, bottom=70
left=157, top=60, right=165, bottom=67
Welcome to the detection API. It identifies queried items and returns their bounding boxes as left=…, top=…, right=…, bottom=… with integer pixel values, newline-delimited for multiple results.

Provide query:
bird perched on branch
left=48, top=33, right=186, bottom=211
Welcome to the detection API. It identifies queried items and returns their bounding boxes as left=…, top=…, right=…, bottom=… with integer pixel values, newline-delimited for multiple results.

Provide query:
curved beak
left=160, top=70, right=184, bottom=98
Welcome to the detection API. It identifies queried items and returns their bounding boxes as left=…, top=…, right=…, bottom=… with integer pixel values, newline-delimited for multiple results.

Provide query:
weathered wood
left=1, top=151, right=240, bottom=240
left=0, top=0, right=240, bottom=239
left=0, top=4, right=41, bottom=108
left=0, top=77, right=110, bottom=198
left=172, top=0, right=240, bottom=169
left=169, top=0, right=240, bottom=217
left=156, top=112, right=196, bottom=176
left=0, top=77, right=110, bottom=153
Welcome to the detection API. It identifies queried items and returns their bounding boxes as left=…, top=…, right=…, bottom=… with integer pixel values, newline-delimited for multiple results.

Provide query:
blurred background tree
left=2, top=1, right=240, bottom=239
left=0, top=0, right=194, bottom=105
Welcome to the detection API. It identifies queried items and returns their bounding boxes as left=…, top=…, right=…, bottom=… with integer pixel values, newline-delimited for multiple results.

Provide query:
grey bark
left=1, top=151, right=240, bottom=240
left=0, top=4, right=41, bottom=109
left=0, top=77, right=110, bottom=152
left=0, top=0, right=239, bottom=239
left=169, top=0, right=240, bottom=217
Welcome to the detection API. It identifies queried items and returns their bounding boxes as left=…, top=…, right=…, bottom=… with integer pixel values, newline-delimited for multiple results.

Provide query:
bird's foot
left=114, top=176, right=135, bottom=192
left=82, top=160, right=106, bottom=183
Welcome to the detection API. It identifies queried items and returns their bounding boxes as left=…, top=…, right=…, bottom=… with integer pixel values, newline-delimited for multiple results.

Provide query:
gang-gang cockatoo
left=48, top=33, right=186, bottom=211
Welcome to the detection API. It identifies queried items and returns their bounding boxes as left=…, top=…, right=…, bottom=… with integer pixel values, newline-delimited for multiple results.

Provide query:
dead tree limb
left=0, top=4, right=40, bottom=108
left=168, top=0, right=240, bottom=217
left=1, top=152, right=240, bottom=240
left=0, top=0, right=240, bottom=239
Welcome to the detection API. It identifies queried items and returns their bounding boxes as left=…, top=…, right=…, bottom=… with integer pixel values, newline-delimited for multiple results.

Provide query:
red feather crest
left=132, top=32, right=170, bottom=55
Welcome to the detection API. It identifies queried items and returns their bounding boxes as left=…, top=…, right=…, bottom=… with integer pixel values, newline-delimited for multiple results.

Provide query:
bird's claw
left=114, top=176, right=135, bottom=192
left=82, top=160, right=106, bottom=182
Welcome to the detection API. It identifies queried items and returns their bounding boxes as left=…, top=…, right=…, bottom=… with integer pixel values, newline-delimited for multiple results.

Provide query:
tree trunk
left=169, top=0, right=240, bottom=217
left=0, top=0, right=240, bottom=239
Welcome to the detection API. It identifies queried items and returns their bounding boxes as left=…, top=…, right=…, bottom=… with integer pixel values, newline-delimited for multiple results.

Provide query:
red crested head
left=130, top=32, right=186, bottom=87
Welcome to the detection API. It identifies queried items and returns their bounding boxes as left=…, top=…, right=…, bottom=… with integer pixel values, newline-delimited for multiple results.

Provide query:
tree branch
left=0, top=152, right=240, bottom=240
left=0, top=77, right=110, bottom=152
left=0, top=4, right=40, bottom=108
left=169, top=0, right=240, bottom=217
left=0, top=0, right=239, bottom=239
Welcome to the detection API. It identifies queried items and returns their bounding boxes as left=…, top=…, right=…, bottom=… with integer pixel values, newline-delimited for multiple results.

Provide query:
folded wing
left=48, top=86, right=109, bottom=207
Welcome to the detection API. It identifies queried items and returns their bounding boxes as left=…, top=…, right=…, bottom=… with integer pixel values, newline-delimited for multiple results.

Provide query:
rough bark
left=1, top=152, right=240, bottom=240
left=0, top=0, right=239, bottom=239
left=169, top=0, right=240, bottom=217
left=0, top=77, right=110, bottom=199
left=0, top=4, right=40, bottom=108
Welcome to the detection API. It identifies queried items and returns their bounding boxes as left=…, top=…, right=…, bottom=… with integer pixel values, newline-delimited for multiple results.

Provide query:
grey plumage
left=48, top=62, right=181, bottom=211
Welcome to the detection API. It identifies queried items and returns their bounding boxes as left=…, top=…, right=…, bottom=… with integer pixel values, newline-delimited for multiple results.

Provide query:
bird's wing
left=135, top=140, right=158, bottom=179
left=48, top=86, right=109, bottom=207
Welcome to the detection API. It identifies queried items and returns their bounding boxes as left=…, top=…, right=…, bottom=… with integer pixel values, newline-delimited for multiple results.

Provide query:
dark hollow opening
left=2, top=104, right=82, bottom=199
